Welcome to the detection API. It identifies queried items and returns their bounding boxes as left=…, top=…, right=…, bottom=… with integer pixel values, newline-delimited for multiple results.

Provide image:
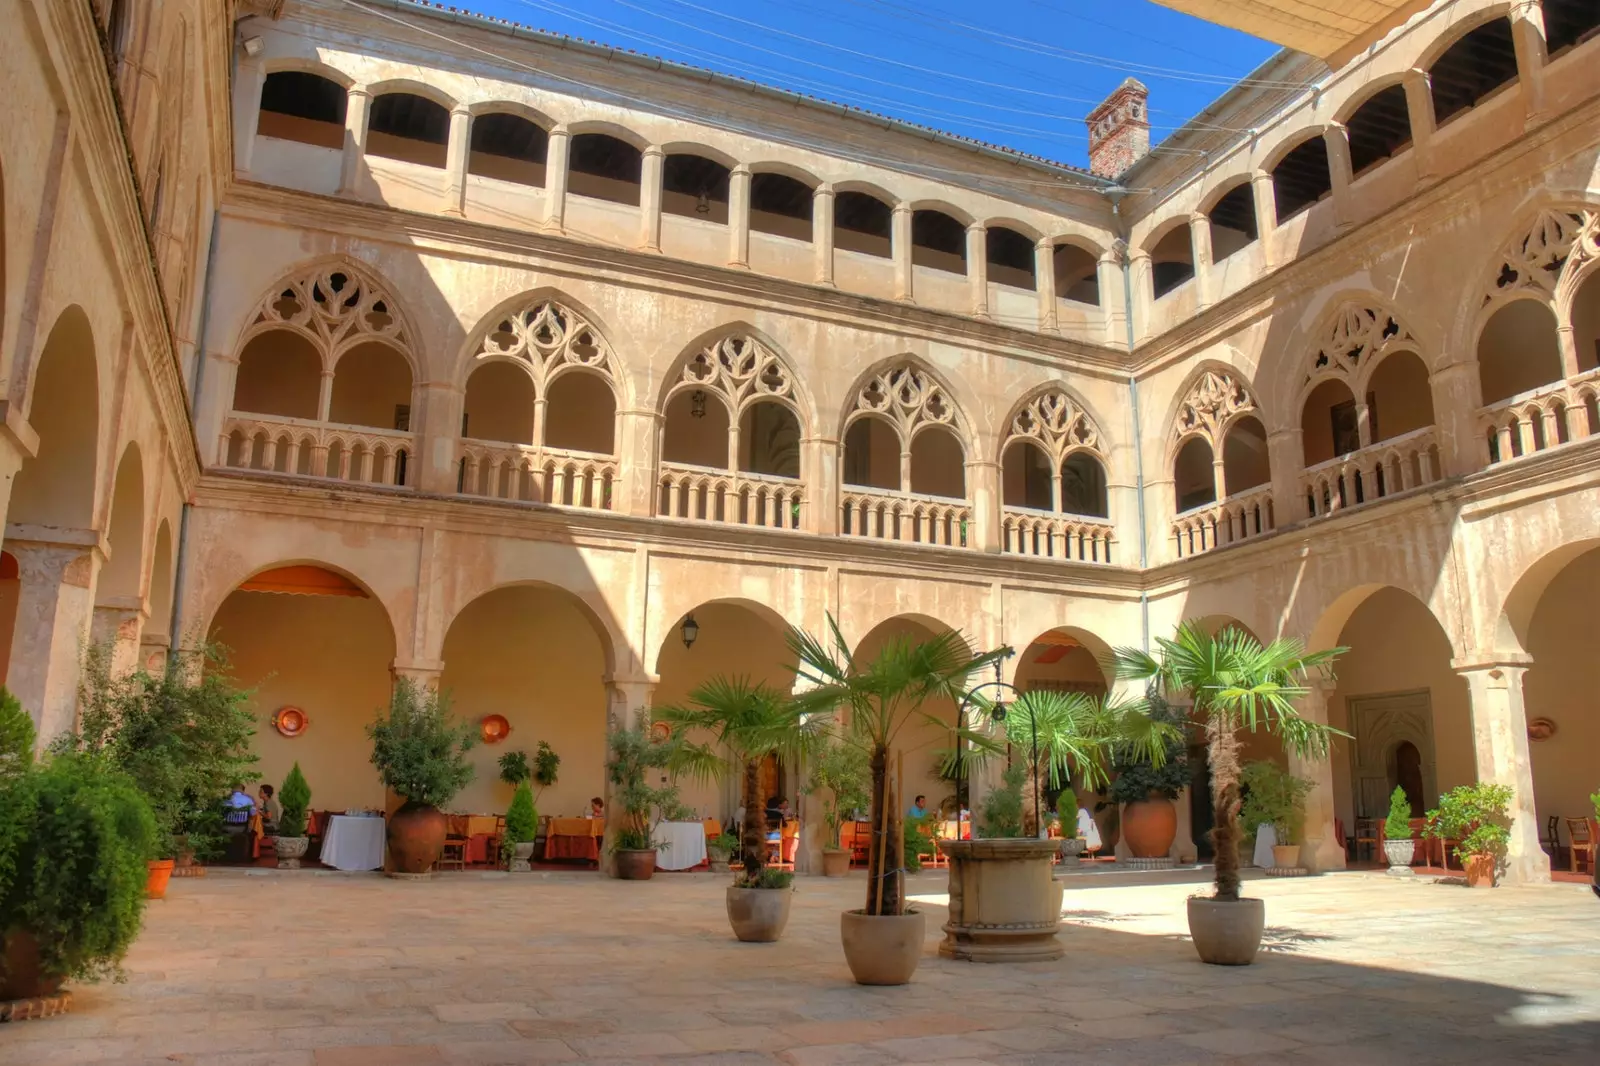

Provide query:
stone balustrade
left=1479, top=371, right=1600, bottom=466
left=840, top=488, right=970, bottom=549
left=1172, top=484, right=1275, bottom=559
left=1001, top=507, right=1115, bottom=564
left=457, top=440, right=618, bottom=510
left=656, top=462, right=804, bottom=531
left=1301, top=426, right=1440, bottom=519
left=221, top=414, right=414, bottom=487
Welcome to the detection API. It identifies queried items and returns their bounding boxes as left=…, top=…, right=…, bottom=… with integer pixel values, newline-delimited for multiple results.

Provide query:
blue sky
left=440, top=0, right=1283, bottom=169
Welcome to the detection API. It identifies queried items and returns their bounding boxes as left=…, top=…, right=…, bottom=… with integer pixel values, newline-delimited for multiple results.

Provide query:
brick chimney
left=1086, top=78, right=1150, bottom=178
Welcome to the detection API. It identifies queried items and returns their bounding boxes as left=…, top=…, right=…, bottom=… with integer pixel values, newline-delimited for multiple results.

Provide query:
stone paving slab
left=7, top=868, right=1598, bottom=1064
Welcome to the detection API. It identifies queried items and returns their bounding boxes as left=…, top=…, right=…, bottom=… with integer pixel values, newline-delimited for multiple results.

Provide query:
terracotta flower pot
left=841, top=909, right=925, bottom=985
left=0, top=930, right=63, bottom=1001
left=1187, top=896, right=1265, bottom=966
left=614, top=848, right=657, bottom=880
left=1271, top=844, right=1300, bottom=869
left=145, top=858, right=175, bottom=900
left=275, top=836, right=309, bottom=870
left=1465, top=853, right=1496, bottom=888
left=821, top=848, right=850, bottom=877
left=386, top=803, right=446, bottom=874
left=1121, top=797, right=1177, bottom=858
left=726, top=885, right=793, bottom=942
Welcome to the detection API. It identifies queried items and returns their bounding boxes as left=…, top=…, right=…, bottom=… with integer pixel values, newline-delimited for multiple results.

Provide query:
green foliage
left=366, top=679, right=476, bottom=808
left=1239, top=760, right=1313, bottom=845
left=979, top=763, right=1027, bottom=839
left=502, top=783, right=537, bottom=863
left=1590, top=789, right=1600, bottom=823
left=604, top=721, right=682, bottom=852
left=903, top=812, right=937, bottom=872
left=0, top=687, right=35, bottom=779
left=1056, top=788, right=1079, bottom=837
left=1106, top=692, right=1191, bottom=804
left=1425, top=782, right=1513, bottom=863
left=69, top=642, right=259, bottom=857
left=0, top=751, right=157, bottom=983
left=706, top=834, right=734, bottom=861
left=803, top=736, right=869, bottom=848
left=735, top=866, right=794, bottom=890
left=532, top=740, right=561, bottom=793
left=1384, top=785, right=1413, bottom=841
left=278, top=763, right=311, bottom=838
left=497, top=749, right=530, bottom=788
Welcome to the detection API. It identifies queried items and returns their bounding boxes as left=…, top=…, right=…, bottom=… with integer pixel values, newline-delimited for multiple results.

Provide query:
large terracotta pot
left=1465, top=854, right=1496, bottom=888
left=1187, top=896, right=1265, bottom=966
left=614, top=848, right=657, bottom=880
left=1121, top=797, right=1177, bottom=858
left=841, top=909, right=925, bottom=985
left=0, top=930, right=63, bottom=1001
left=1271, top=844, right=1300, bottom=869
left=726, top=886, right=792, bottom=942
left=145, top=858, right=175, bottom=900
left=821, top=849, right=850, bottom=877
left=386, top=803, right=446, bottom=874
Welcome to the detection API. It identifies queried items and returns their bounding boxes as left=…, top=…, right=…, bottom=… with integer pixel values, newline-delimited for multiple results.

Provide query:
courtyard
left=10, top=869, right=1598, bottom=1065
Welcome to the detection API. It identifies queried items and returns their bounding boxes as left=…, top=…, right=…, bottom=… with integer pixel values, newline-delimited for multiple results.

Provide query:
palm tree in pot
left=1114, top=623, right=1343, bottom=965
left=791, top=615, right=1007, bottom=985
left=657, top=676, right=820, bottom=941
left=367, top=679, right=476, bottom=875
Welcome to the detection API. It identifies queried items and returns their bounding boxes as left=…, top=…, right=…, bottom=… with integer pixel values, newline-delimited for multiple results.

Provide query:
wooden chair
left=1542, top=815, right=1562, bottom=862
left=917, top=820, right=945, bottom=870
left=768, top=820, right=799, bottom=869
left=1353, top=817, right=1380, bottom=862
left=1566, top=818, right=1595, bottom=874
left=437, top=814, right=468, bottom=871
left=845, top=820, right=872, bottom=868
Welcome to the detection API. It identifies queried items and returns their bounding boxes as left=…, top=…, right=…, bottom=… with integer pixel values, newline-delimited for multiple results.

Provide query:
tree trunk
left=866, top=745, right=900, bottom=916
left=1207, top=714, right=1243, bottom=902
left=741, top=758, right=766, bottom=881
left=1022, top=760, right=1041, bottom=837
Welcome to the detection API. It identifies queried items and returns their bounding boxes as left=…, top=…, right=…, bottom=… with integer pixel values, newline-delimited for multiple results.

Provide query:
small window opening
left=367, top=93, right=449, bottom=168
left=986, top=227, right=1036, bottom=290
left=662, top=154, right=730, bottom=224
left=1150, top=225, right=1195, bottom=299
left=1427, top=19, right=1520, bottom=127
left=468, top=112, right=548, bottom=188
left=834, top=191, right=892, bottom=258
left=750, top=173, right=813, bottom=241
left=1207, top=183, right=1257, bottom=259
left=1052, top=244, right=1100, bottom=306
left=1272, top=136, right=1333, bottom=222
left=1345, top=85, right=1412, bottom=177
left=911, top=210, right=966, bottom=274
left=1544, top=0, right=1600, bottom=58
left=258, top=71, right=347, bottom=150
left=568, top=133, right=643, bottom=206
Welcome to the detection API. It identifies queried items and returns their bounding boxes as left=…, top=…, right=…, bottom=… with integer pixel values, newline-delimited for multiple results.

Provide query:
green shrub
left=279, top=763, right=311, bottom=838
left=1590, top=789, right=1599, bottom=824
left=735, top=866, right=793, bottom=889
left=0, top=687, right=34, bottom=779
left=1056, top=787, right=1079, bottom=837
left=978, top=763, right=1026, bottom=839
left=497, top=749, right=530, bottom=788
left=0, top=752, right=157, bottom=983
left=367, top=679, right=476, bottom=808
left=1384, top=785, right=1413, bottom=841
left=1239, top=760, right=1314, bottom=845
left=803, top=737, right=869, bottom=849
left=532, top=740, right=561, bottom=795
left=1426, top=782, right=1513, bottom=864
left=1106, top=692, right=1190, bottom=804
left=502, top=783, right=537, bottom=864
left=903, top=812, right=937, bottom=872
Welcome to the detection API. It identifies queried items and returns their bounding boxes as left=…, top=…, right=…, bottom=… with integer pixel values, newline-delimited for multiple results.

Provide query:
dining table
left=654, top=820, right=708, bottom=871
left=320, top=813, right=386, bottom=871
left=461, top=814, right=501, bottom=865
left=545, top=817, right=604, bottom=862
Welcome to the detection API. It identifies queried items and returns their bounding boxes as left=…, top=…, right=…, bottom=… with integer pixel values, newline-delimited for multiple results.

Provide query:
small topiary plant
left=1056, top=787, right=1079, bottom=837
left=279, top=763, right=311, bottom=839
left=1384, top=785, right=1412, bottom=842
left=501, top=783, right=537, bottom=865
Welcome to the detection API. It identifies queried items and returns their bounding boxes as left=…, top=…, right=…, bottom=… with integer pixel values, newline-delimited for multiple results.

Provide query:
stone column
left=543, top=124, right=570, bottom=231
left=1250, top=170, right=1278, bottom=267
left=336, top=87, right=371, bottom=197
left=391, top=660, right=444, bottom=692
left=1267, top=428, right=1304, bottom=525
left=1429, top=362, right=1483, bottom=477
left=1556, top=323, right=1582, bottom=379
left=443, top=105, right=472, bottom=215
left=1402, top=68, right=1438, bottom=181
left=966, top=459, right=1002, bottom=554
left=1323, top=121, right=1354, bottom=229
left=727, top=164, right=751, bottom=269
left=1097, top=251, right=1125, bottom=346
left=812, top=184, right=835, bottom=285
left=233, top=53, right=266, bottom=175
left=6, top=533, right=103, bottom=746
left=90, top=600, right=146, bottom=679
left=139, top=629, right=171, bottom=679
left=1454, top=656, right=1549, bottom=884
left=1126, top=249, right=1152, bottom=343
left=1509, top=0, right=1549, bottom=126
left=602, top=676, right=657, bottom=877
left=1355, top=400, right=1373, bottom=449
left=966, top=222, right=988, bottom=318
left=1187, top=212, right=1213, bottom=309
left=316, top=369, right=335, bottom=422
left=412, top=380, right=463, bottom=495
left=892, top=202, right=913, bottom=302
left=1210, top=456, right=1227, bottom=506
left=614, top=408, right=662, bottom=517
left=1290, top=679, right=1347, bottom=873
left=638, top=145, right=664, bottom=252
left=1034, top=238, right=1058, bottom=333
left=800, top=435, right=839, bottom=535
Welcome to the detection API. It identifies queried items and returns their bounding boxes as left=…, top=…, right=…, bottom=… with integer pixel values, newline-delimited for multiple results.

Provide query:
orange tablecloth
left=546, top=817, right=603, bottom=861
left=462, top=815, right=500, bottom=865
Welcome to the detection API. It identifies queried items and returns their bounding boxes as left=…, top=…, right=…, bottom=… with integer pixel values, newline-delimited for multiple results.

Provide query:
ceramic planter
left=387, top=803, right=446, bottom=874
left=1060, top=836, right=1086, bottom=859
left=275, top=836, right=309, bottom=869
left=614, top=848, right=657, bottom=880
left=510, top=841, right=535, bottom=872
left=0, top=931, right=62, bottom=1001
left=1271, top=844, right=1300, bottom=869
left=821, top=848, right=851, bottom=877
left=726, top=885, right=793, bottom=941
left=841, top=909, right=925, bottom=985
left=937, top=837, right=1065, bottom=962
left=1465, top=853, right=1496, bottom=888
left=1121, top=797, right=1177, bottom=858
left=1187, top=896, right=1265, bottom=966
left=1383, top=838, right=1415, bottom=873
left=145, top=858, right=175, bottom=900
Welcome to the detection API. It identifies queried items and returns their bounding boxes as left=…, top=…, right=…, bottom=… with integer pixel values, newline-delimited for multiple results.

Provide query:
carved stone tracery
left=851, top=364, right=957, bottom=441
left=1485, top=209, right=1597, bottom=302
left=675, top=335, right=796, bottom=415
left=1006, top=389, right=1101, bottom=461
left=1307, top=305, right=1414, bottom=384
left=251, top=265, right=408, bottom=354
left=1172, top=368, right=1258, bottom=450
left=475, top=300, right=617, bottom=391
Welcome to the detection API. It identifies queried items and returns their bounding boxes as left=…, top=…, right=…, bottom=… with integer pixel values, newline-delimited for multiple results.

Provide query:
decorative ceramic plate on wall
left=273, top=707, right=308, bottom=737
left=481, top=714, right=512, bottom=744
left=1527, top=717, right=1557, bottom=742
left=650, top=720, right=672, bottom=742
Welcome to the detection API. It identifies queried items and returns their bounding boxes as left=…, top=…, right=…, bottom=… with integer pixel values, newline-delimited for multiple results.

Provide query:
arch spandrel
left=465, top=295, right=622, bottom=400
left=660, top=330, right=809, bottom=426
left=1166, top=364, right=1262, bottom=457
left=840, top=359, right=970, bottom=450
left=238, top=259, right=416, bottom=371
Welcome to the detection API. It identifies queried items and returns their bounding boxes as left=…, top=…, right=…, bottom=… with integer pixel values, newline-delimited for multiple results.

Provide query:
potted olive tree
left=792, top=616, right=1007, bottom=985
left=1426, top=782, right=1513, bottom=888
left=1115, top=624, right=1344, bottom=966
left=367, top=679, right=476, bottom=875
left=605, top=722, right=682, bottom=880
left=274, top=764, right=312, bottom=869
left=803, top=737, right=869, bottom=878
left=1239, top=760, right=1313, bottom=869
left=1383, top=785, right=1415, bottom=874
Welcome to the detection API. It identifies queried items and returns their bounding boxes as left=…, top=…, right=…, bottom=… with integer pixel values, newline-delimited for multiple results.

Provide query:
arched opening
left=911, top=209, right=966, bottom=274
left=738, top=401, right=800, bottom=478
left=366, top=93, right=449, bottom=168
left=1001, top=440, right=1051, bottom=510
left=467, top=112, right=548, bottom=188
left=1571, top=270, right=1600, bottom=374
left=1544, top=0, right=1600, bottom=58
left=1478, top=300, right=1562, bottom=405
left=1012, top=626, right=1113, bottom=835
left=1173, top=437, right=1215, bottom=512
left=441, top=585, right=612, bottom=824
left=1272, top=136, right=1333, bottom=222
left=1302, top=379, right=1359, bottom=466
left=99, top=448, right=145, bottom=602
left=1221, top=416, right=1269, bottom=494
left=1062, top=453, right=1108, bottom=518
left=1428, top=19, right=1520, bottom=127
left=1367, top=350, right=1435, bottom=442
left=1149, top=224, right=1195, bottom=299
left=662, top=390, right=731, bottom=468
left=986, top=226, right=1036, bottom=290
left=146, top=522, right=174, bottom=653
left=834, top=190, right=892, bottom=258
left=568, top=133, right=642, bottom=206
left=909, top=426, right=965, bottom=498
left=853, top=616, right=959, bottom=818
left=1393, top=741, right=1424, bottom=816
left=1345, top=85, right=1412, bottom=177
left=233, top=330, right=321, bottom=420
left=208, top=566, right=396, bottom=818
left=1207, top=182, right=1258, bottom=260
left=662, top=153, right=730, bottom=224
left=750, top=172, right=812, bottom=241
left=843, top=417, right=901, bottom=490
left=257, top=71, right=347, bottom=150
left=462, top=361, right=534, bottom=445
left=329, top=342, right=411, bottom=429
left=1053, top=243, right=1100, bottom=305
left=12, top=306, right=99, bottom=529
left=544, top=372, right=616, bottom=455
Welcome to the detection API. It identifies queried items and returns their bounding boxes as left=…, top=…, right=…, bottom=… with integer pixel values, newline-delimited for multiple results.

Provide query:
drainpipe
left=1105, top=188, right=1150, bottom=651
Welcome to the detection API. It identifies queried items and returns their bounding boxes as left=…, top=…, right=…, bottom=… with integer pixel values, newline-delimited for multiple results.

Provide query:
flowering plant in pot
left=1425, top=782, right=1512, bottom=888
left=1382, top=785, right=1416, bottom=873
left=802, top=736, right=869, bottom=878
left=367, top=679, right=476, bottom=875
left=1239, top=760, right=1313, bottom=869
left=1115, top=624, right=1344, bottom=966
left=1104, top=692, right=1190, bottom=859
left=274, top=764, right=312, bottom=869
left=604, top=722, right=682, bottom=880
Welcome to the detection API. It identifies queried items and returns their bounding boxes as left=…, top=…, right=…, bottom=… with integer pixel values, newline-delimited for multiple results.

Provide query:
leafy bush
left=903, top=812, right=937, bottom=872
left=1106, top=692, right=1190, bottom=804
left=706, top=834, right=734, bottom=861
left=1239, top=760, right=1313, bottom=844
left=1590, top=789, right=1599, bottom=824
left=1426, top=782, right=1513, bottom=864
left=1056, top=787, right=1079, bottom=837
left=1384, top=785, right=1413, bottom=841
left=604, top=721, right=682, bottom=852
left=0, top=687, right=34, bottom=779
left=367, top=679, right=476, bottom=808
left=0, top=752, right=157, bottom=983
left=735, top=866, right=793, bottom=889
left=504, top=783, right=537, bottom=844
left=803, top=737, right=869, bottom=849
left=979, top=763, right=1026, bottom=839
left=278, top=763, right=311, bottom=838
left=497, top=749, right=530, bottom=788
left=532, top=740, right=561, bottom=794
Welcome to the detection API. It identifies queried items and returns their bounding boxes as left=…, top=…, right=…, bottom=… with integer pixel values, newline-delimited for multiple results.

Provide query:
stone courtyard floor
left=8, top=866, right=1599, bottom=1065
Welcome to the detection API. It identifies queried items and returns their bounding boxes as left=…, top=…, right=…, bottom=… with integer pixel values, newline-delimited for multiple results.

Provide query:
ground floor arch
left=852, top=614, right=962, bottom=819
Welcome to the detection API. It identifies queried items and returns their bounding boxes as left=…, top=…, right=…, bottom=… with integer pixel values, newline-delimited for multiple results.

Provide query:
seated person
left=224, top=783, right=255, bottom=831
left=257, top=784, right=280, bottom=833
left=588, top=797, right=604, bottom=821
left=764, top=796, right=789, bottom=839
left=907, top=794, right=928, bottom=820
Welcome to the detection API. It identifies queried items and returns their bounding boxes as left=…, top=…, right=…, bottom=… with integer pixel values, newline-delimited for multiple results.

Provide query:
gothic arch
left=236, top=258, right=417, bottom=373
left=997, top=384, right=1106, bottom=466
left=838, top=356, right=972, bottom=449
left=1165, top=362, right=1263, bottom=460
left=262, top=57, right=356, bottom=90
left=657, top=325, right=812, bottom=429
left=458, top=289, right=625, bottom=403
left=1296, top=300, right=1424, bottom=410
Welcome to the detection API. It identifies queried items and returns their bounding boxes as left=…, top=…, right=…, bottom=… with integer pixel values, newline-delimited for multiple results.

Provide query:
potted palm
left=367, top=679, right=476, bottom=875
left=803, top=737, right=869, bottom=878
left=1104, top=692, right=1190, bottom=859
left=275, top=764, right=312, bottom=869
left=1115, top=623, right=1344, bottom=966
left=1383, top=785, right=1415, bottom=874
left=791, top=616, right=1007, bottom=985
left=659, top=676, right=819, bottom=941
left=605, top=722, right=681, bottom=880
left=502, top=783, right=537, bottom=871
left=1425, top=782, right=1513, bottom=888
left=1239, top=760, right=1312, bottom=869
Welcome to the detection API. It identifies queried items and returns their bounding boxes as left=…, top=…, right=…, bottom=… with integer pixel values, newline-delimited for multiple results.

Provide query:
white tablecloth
left=655, top=821, right=708, bottom=871
left=322, top=815, right=386, bottom=871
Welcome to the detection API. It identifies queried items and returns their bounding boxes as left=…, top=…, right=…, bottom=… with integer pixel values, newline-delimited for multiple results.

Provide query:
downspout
left=1106, top=188, right=1150, bottom=651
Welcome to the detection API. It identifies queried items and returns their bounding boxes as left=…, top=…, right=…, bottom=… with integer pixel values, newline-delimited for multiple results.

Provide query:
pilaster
left=1509, top=0, right=1549, bottom=127
left=602, top=675, right=657, bottom=877
left=5, top=529, right=105, bottom=746
left=1250, top=171, right=1278, bottom=268
left=727, top=164, right=751, bottom=268
left=442, top=106, right=471, bottom=216
left=615, top=408, right=662, bottom=517
left=892, top=203, right=913, bottom=302
left=1402, top=68, right=1438, bottom=181
left=1187, top=213, right=1213, bottom=309
left=1267, top=428, right=1305, bottom=526
left=233, top=55, right=266, bottom=176
left=1453, top=654, right=1549, bottom=885
left=967, top=459, right=1002, bottom=554
left=412, top=381, right=462, bottom=495
left=1290, top=679, right=1347, bottom=873
left=1034, top=239, right=1058, bottom=333
left=801, top=436, right=839, bottom=535
left=1429, top=362, right=1484, bottom=477
left=90, top=600, right=146, bottom=678
left=543, top=125, right=570, bottom=232
left=1322, top=122, right=1354, bottom=230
